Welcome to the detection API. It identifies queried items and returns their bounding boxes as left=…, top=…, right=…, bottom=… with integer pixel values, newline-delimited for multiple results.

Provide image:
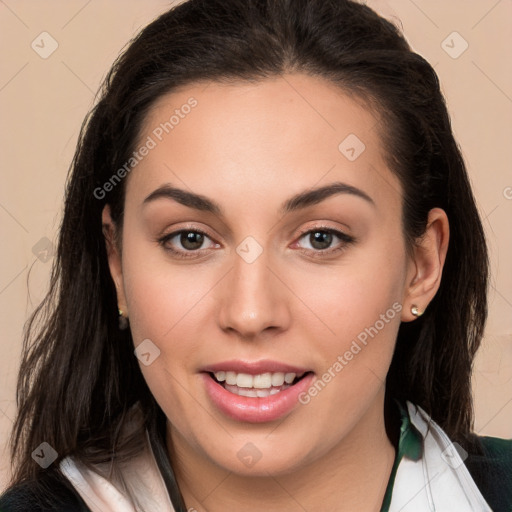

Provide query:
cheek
left=120, top=223, right=208, bottom=335
left=120, top=244, right=213, bottom=428
left=290, top=244, right=405, bottom=438
left=293, top=236, right=406, bottom=354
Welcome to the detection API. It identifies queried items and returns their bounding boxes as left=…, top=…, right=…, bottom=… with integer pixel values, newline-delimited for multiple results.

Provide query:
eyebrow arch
left=281, top=181, right=375, bottom=214
left=142, top=181, right=375, bottom=216
left=143, top=185, right=222, bottom=215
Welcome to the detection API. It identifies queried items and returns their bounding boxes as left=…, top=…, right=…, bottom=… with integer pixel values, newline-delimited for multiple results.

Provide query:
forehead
left=127, top=73, right=401, bottom=214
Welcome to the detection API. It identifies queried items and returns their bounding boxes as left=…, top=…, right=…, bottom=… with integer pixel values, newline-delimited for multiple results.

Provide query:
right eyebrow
left=143, top=184, right=223, bottom=216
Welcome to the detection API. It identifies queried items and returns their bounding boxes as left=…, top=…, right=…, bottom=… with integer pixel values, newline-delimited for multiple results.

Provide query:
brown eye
left=309, top=231, right=333, bottom=250
left=180, top=231, right=205, bottom=250
left=158, top=228, right=219, bottom=259
left=295, top=227, right=355, bottom=258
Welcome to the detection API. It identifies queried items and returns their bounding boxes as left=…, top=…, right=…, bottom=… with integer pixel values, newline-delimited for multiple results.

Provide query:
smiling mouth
left=209, top=371, right=312, bottom=398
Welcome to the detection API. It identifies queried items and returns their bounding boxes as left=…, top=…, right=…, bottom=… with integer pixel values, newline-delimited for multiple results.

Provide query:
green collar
left=380, top=400, right=423, bottom=512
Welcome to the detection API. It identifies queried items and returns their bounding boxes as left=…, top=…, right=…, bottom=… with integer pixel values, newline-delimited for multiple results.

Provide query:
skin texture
left=103, top=73, right=449, bottom=511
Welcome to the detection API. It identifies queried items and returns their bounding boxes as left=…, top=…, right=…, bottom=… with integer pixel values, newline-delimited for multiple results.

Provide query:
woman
left=1, top=0, right=511, bottom=510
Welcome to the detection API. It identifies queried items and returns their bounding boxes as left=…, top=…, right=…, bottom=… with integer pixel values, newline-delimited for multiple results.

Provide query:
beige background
left=0, top=0, right=511, bottom=490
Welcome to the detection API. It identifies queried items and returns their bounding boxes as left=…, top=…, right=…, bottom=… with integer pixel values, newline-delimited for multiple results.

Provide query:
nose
left=216, top=249, right=291, bottom=340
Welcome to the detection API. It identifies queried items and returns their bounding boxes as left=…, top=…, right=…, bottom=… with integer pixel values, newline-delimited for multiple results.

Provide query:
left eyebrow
left=142, top=181, right=375, bottom=216
left=280, top=181, right=375, bottom=214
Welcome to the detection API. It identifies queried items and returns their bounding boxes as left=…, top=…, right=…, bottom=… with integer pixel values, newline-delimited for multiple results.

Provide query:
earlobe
left=402, top=208, right=449, bottom=322
left=102, top=205, right=128, bottom=317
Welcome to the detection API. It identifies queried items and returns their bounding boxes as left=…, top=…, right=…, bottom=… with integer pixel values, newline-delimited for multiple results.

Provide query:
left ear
left=402, top=207, right=449, bottom=322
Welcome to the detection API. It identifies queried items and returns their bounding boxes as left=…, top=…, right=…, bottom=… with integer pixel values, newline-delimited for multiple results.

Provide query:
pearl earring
left=411, top=305, right=423, bottom=318
left=118, top=308, right=129, bottom=330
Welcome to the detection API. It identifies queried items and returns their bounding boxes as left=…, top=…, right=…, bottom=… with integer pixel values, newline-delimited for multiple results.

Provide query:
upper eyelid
left=160, top=227, right=217, bottom=246
left=294, top=227, right=355, bottom=247
left=296, top=224, right=350, bottom=236
left=160, top=224, right=215, bottom=239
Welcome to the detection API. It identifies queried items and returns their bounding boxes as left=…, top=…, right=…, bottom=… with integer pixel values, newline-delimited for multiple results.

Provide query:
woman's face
left=108, top=73, right=419, bottom=476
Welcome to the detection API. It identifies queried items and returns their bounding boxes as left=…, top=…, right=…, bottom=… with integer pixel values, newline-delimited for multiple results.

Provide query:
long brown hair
left=10, top=0, right=488, bottom=485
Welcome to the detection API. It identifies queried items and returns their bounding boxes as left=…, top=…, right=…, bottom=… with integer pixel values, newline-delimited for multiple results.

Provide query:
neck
left=167, top=389, right=396, bottom=512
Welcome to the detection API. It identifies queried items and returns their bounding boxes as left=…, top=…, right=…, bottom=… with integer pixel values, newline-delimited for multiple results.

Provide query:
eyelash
left=294, top=225, right=355, bottom=259
left=157, top=225, right=355, bottom=260
left=158, top=227, right=217, bottom=260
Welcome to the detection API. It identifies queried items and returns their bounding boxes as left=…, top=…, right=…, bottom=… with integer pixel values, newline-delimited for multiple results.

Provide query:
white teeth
left=271, top=372, right=285, bottom=386
left=213, top=371, right=299, bottom=389
left=238, top=388, right=259, bottom=397
left=253, top=373, right=272, bottom=388
left=284, top=372, right=296, bottom=384
left=214, top=371, right=226, bottom=382
left=224, top=383, right=291, bottom=397
left=236, top=373, right=254, bottom=388
left=225, top=371, right=237, bottom=385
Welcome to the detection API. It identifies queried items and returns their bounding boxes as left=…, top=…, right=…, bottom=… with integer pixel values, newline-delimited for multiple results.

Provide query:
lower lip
left=202, top=372, right=315, bottom=423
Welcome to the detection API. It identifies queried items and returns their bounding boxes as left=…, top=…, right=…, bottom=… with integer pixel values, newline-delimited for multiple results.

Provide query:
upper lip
left=202, top=360, right=311, bottom=375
